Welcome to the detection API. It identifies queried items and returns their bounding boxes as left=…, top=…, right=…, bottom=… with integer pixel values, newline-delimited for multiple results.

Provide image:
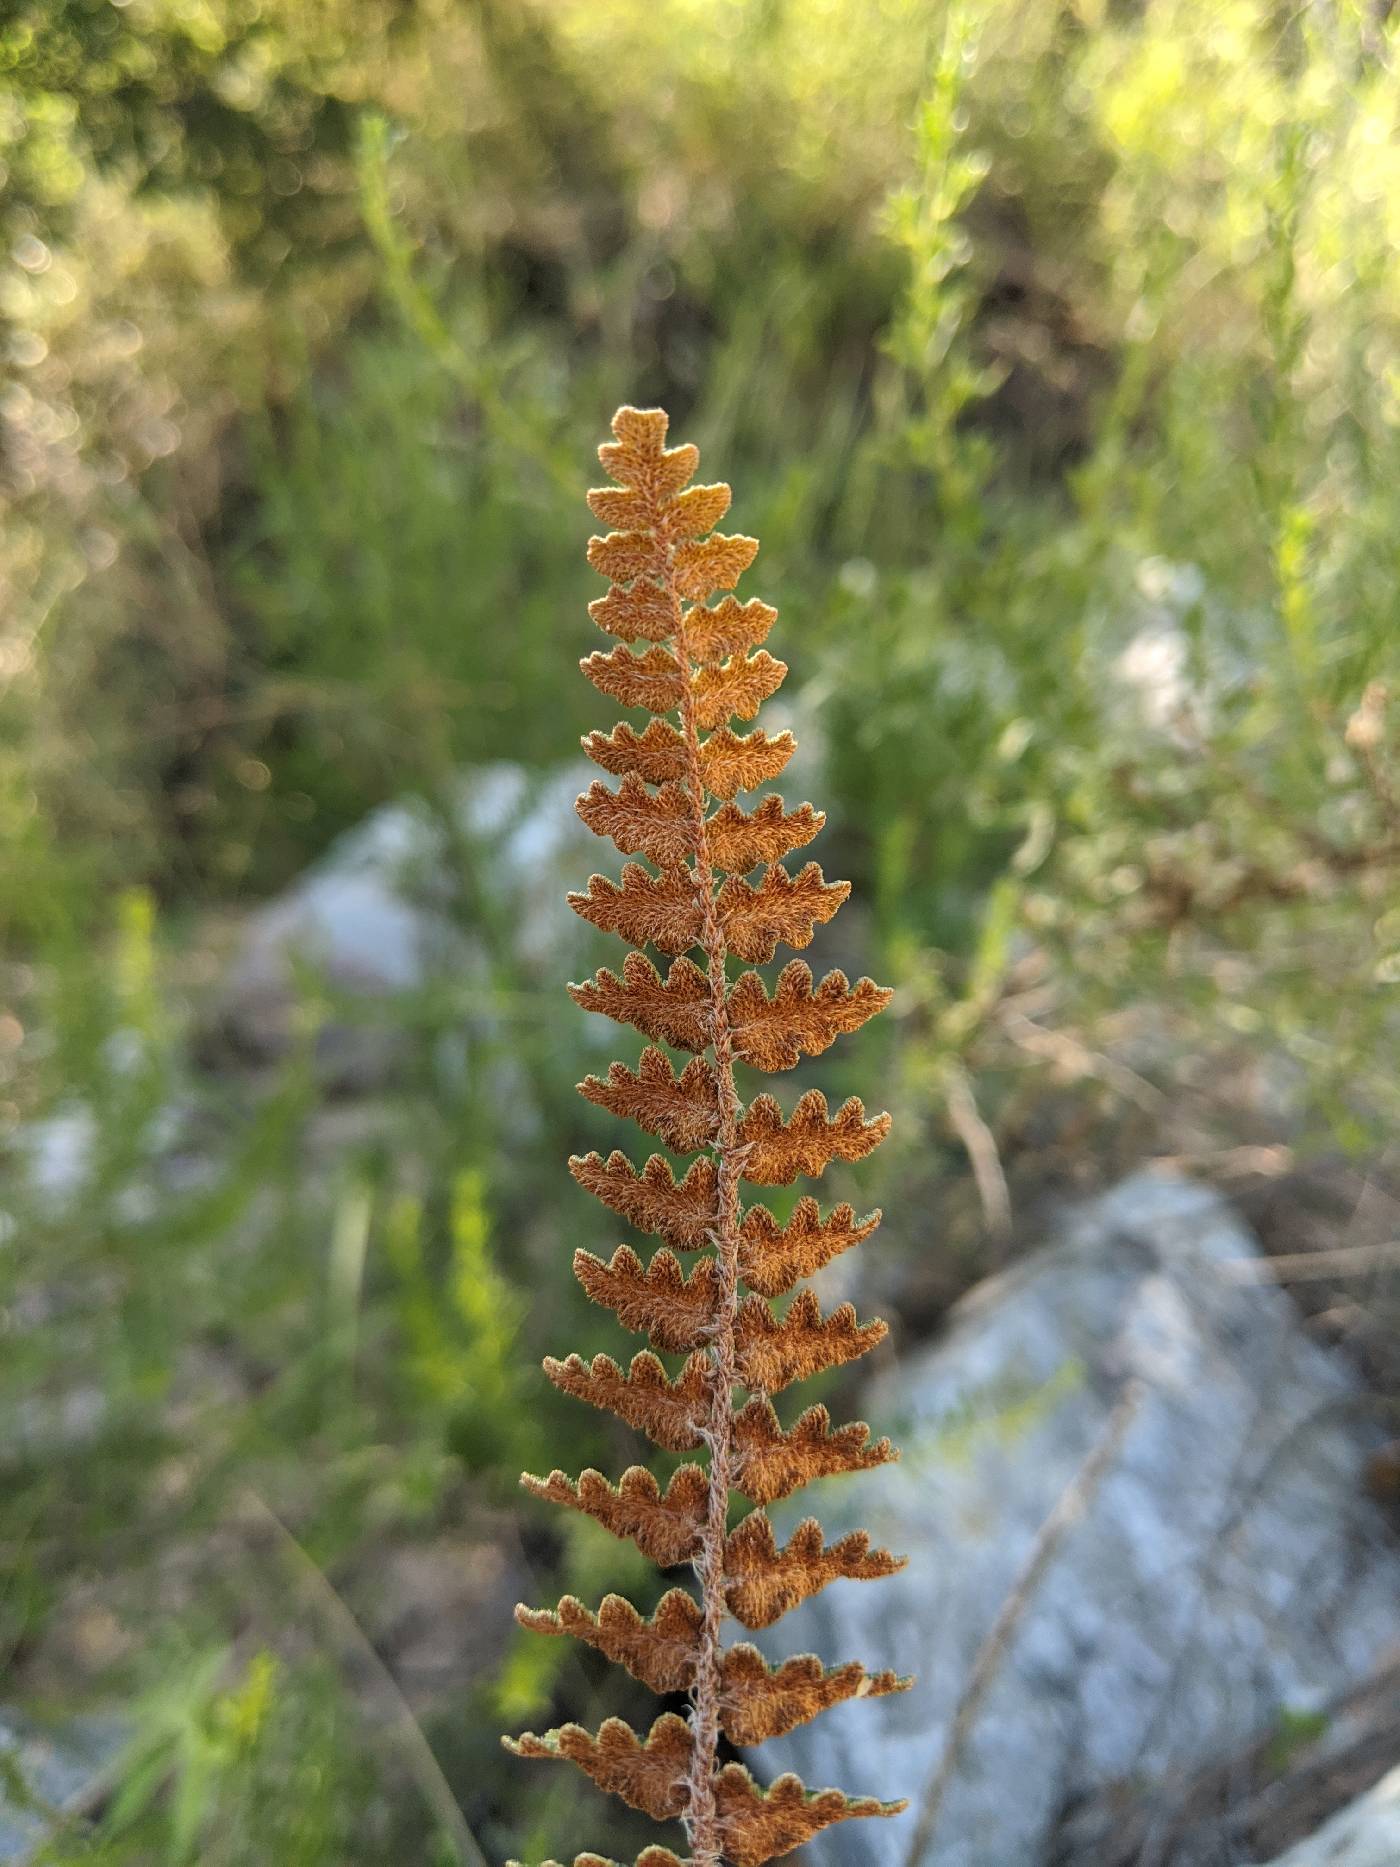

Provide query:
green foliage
left=3, top=0, right=1400, bottom=1858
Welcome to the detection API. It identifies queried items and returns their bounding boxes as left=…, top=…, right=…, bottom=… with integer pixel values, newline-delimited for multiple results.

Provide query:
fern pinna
left=505, top=407, right=908, bottom=1867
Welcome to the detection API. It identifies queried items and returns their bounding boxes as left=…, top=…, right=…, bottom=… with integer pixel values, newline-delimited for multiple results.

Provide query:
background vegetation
left=1, top=1, right=1397, bottom=1860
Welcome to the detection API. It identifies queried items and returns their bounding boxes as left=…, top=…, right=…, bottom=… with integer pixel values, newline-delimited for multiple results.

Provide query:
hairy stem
left=665, top=559, right=742, bottom=1867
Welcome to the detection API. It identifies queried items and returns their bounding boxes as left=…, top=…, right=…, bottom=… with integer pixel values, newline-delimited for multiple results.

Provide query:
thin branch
left=1219, top=1239, right=1400, bottom=1283
left=1149, top=1144, right=1294, bottom=1180
left=944, top=1065, right=1012, bottom=1251
left=1000, top=1010, right=1164, bottom=1113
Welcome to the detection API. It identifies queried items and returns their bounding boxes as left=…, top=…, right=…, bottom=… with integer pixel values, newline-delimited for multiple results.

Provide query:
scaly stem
left=664, top=556, right=743, bottom=1867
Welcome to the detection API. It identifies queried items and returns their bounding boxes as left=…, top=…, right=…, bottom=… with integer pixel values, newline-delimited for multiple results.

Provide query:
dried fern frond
left=568, top=953, right=712, bottom=1053
left=713, top=1767, right=906, bottom=1867
left=731, top=1397, right=897, bottom=1506
left=541, top=1348, right=709, bottom=1452
left=732, top=1290, right=888, bottom=1394
left=568, top=1150, right=719, bottom=1251
left=521, top=1464, right=708, bottom=1566
left=515, top=1853, right=686, bottom=1867
left=516, top=1590, right=704, bottom=1693
left=506, top=408, right=902, bottom=1865
left=573, top=1244, right=722, bottom=1352
left=722, top=1513, right=907, bottom=1630
left=737, top=1198, right=883, bottom=1297
left=735, top=1090, right=891, bottom=1185
left=704, top=798, right=825, bottom=875
left=727, top=962, right=893, bottom=1070
left=577, top=1051, right=719, bottom=1153
left=506, top=1715, right=692, bottom=1819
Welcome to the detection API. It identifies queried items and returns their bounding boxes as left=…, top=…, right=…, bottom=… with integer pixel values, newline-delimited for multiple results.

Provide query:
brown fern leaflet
left=506, top=408, right=905, bottom=1866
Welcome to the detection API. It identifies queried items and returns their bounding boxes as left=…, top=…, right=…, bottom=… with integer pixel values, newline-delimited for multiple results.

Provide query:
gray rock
left=0, top=1709, right=124, bottom=1861
left=207, top=762, right=592, bottom=1087
left=1262, top=1767, right=1400, bottom=1867
left=754, top=1173, right=1400, bottom=1867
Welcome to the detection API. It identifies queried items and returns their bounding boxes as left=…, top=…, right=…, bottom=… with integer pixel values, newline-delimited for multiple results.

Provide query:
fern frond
left=714, top=1767, right=906, bottom=1866
left=581, top=718, right=690, bottom=782
left=596, top=407, right=697, bottom=493
left=567, top=867, right=701, bottom=954
left=540, top=1350, right=709, bottom=1452
left=521, top=1463, right=708, bottom=1565
left=508, top=407, right=902, bottom=1865
left=517, top=1596, right=908, bottom=1744
left=728, top=961, right=893, bottom=1069
left=585, top=531, right=667, bottom=587
left=738, top=1198, right=882, bottom=1297
left=696, top=725, right=796, bottom=799
left=586, top=478, right=729, bottom=536
left=691, top=652, right=788, bottom=729
left=567, top=953, right=712, bottom=1051
left=576, top=776, right=697, bottom=867
left=577, top=1051, right=718, bottom=1152
left=731, top=1398, right=897, bottom=1505
left=568, top=1150, right=717, bottom=1250
left=674, top=533, right=760, bottom=600
left=505, top=1715, right=692, bottom=1820
left=573, top=1245, right=720, bottom=1351
left=588, top=581, right=678, bottom=643
left=516, top=1590, right=703, bottom=1693
left=686, top=595, right=777, bottom=664
left=736, top=1090, right=891, bottom=1185
left=723, top=1514, right=907, bottom=1630
left=733, top=1290, right=888, bottom=1394
left=716, top=862, right=851, bottom=962
left=705, top=798, right=824, bottom=874
left=718, top=1647, right=911, bottom=1746
left=581, top=644, right=686, bottom=714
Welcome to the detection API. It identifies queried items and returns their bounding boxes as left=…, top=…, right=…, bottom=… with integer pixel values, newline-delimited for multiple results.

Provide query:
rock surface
left=1261, top=1765, right=1400, bottom=1866
left=754, top=1173, right=1400, bottom=1867
left=0, top=1710, right=124, bottom=1862
left=206, top=762, right=592, bottom=1087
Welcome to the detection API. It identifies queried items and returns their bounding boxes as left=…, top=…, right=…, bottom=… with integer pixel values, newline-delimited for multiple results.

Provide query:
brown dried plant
left=504, top=408, right=907, bottom=1867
